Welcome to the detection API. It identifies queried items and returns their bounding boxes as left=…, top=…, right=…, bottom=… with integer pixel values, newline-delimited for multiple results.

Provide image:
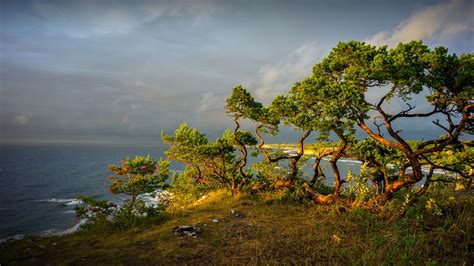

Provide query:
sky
left=1, top=0, right=473, bottom=145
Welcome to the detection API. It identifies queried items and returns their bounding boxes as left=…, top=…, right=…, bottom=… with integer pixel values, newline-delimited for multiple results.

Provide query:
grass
left=1, top=189, right=473, bottom=265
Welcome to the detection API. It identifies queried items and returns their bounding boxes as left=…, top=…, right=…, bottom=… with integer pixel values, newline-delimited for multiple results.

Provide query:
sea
left=0, top=143, right=362, bottom=240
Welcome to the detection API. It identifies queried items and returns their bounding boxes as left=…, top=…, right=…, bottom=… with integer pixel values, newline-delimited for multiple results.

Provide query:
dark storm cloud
left=1, top=0, right=471, bottom=144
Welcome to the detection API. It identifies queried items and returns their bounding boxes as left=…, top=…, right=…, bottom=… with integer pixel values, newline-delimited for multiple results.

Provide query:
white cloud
left=366, top=0, right=474, bottom=47
left=253, top=42, right=325, bottom=103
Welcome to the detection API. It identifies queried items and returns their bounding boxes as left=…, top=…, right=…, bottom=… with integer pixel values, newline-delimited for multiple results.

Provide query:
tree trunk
left=255, top=124, right=272, bottom=162
left=310, top=157, right=325, bottom=185
left=303, top=182, right=333, bottom=205
left=233, top=116, right=248, bottom=192
left=331, top=129, right=348, bottom=196
left=287, top=130, right=311, bottom=180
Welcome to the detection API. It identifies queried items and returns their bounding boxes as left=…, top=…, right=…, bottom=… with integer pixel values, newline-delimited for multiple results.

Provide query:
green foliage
left=235, top=130, right=258, bottom=146
left=161, top=122, right=209, bottom=164
left=423, top=143, right=473, bottom=180
left=344, top=164, right=372, bottom=203
left=162, top=123, right=251, bottom=189
left=252, top=161, right=287, bottom=185
left=225, top=85, right=262, bottom=119
left=351, top=138, right=399, bottom=166
left=108, top=155, right=169, bottom=207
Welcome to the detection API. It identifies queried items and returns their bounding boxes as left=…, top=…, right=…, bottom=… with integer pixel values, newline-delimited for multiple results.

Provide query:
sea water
left=0, top=144, right=362, bottom=239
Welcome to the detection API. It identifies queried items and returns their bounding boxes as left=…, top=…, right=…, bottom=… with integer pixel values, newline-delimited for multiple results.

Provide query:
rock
left=52, top=242, right=57, bottom=246
left=173, top=225, right=201, bottom=237
left=212, top=218, right=218, bottom=223
left=38, top=244, right=46, bottom=249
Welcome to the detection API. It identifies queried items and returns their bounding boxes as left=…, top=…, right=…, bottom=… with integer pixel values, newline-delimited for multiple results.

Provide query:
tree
left=225, top=85, right=260, bottom=191
left=287, top=75, right=357, bottom=196
left=162, top=123, right=254, bottom=191
left=162, top=123, right=209, bottom=183
left=270, top=94, right=313, bottom=182
left=253, top=106, right=282, bottom=163
left=108, top=156, right=170, bottom=209
left=309, top=40, right=473, bottom=200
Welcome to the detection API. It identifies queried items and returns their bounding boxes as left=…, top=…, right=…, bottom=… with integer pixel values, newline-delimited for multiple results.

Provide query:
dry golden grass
left=1, top=189, right=473, bottom=265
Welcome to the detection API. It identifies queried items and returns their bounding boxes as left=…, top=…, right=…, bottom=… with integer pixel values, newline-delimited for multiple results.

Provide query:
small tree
left=108, top=156, right=170, bottom=209
left=162, top=123, right=209, bottom=183
left=225, top=85, right=260, bottom=190
left=162, top=123, right=254, bottom=191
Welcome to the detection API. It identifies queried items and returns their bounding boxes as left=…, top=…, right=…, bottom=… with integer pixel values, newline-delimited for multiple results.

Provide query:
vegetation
left=1, top=188, right=472, bottom=264
left=1, top=40, right=472, bottom=264
left=108, top=155, right=170, bottom=209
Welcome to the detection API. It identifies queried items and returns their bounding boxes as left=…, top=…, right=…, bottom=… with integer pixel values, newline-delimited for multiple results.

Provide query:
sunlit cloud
left=366, top=0, right=474, bottom=47
left=254, top=42, right=325, bottom=104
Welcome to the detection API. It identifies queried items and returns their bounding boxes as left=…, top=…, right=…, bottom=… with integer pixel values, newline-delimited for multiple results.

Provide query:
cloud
left=366, top=0, right=474, bottom=47
left=197, top=92, right=221, bottom=113
left=195, top=92, right=230, bottom=129
left=14, top=114, right=31, bottom=125
left=253, top=42, right=325, bottom=103
left=30, top=0, right=218, bottom=38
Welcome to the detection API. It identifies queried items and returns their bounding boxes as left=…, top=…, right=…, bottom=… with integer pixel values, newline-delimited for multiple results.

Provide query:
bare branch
left=388, top=103, right=439, bottom=123
left=432, top=119, right=450, bottom=133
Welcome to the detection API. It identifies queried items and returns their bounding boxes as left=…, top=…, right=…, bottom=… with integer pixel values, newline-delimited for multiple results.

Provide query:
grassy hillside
left=1, top=189, right=472, bottom=265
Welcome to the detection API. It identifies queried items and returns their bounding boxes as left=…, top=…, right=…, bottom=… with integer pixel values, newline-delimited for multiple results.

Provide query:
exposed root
left=302, top=183, right=334, bottom=205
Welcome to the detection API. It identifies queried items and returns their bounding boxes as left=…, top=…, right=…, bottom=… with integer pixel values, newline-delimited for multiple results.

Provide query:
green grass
left=1, top=189, right=473, bottom=265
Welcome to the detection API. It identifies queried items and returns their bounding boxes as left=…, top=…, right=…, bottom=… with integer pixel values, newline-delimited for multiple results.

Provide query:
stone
left=173, top=225, right=201, bottom=237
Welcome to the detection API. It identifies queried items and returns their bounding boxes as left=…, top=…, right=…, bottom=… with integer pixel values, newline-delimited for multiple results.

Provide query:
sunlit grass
left=1, top=189, right=472, bottom=264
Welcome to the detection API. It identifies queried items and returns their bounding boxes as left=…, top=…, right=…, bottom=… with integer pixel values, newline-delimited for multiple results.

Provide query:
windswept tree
left=108, top=156, right=170, bottom=209
left=225, top=86, right=260, bottom=189
left=310, top=40, right=473, bottom=200
left=252, top=106, right=281, bottom=162
left=288, top=75, right=357, bottom=196
left=162, top=123, right=254, bottom=192
left=270, top=95, right=313, bottom=182
left=161, top=123, right=209, bottom=183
